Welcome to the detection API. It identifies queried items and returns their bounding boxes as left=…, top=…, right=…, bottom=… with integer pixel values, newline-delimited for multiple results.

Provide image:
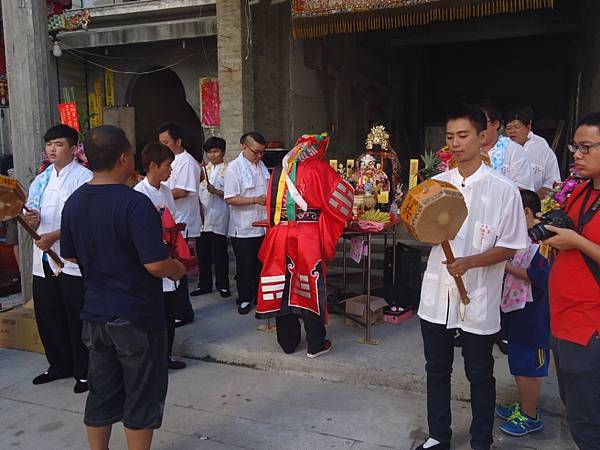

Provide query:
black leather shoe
left=74, top=379, right=88, bottom=394
left=413, top=441, right=450, bottom=450
left=190, top=287, right=212, bottom=297
left=32, top=371, right=70, bottom=385
left=238, top=302, right=252, bottom=315
left=168, top=358, right=186, bottom=370
left=219, top=289, right=231, bottom=298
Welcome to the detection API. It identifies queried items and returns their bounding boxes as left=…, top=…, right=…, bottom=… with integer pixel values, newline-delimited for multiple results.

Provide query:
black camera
left=528, top=210, right=574, bottom=242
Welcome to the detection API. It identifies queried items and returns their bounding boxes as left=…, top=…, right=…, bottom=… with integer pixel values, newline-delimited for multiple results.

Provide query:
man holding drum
left=414, top=104, right=528, bottom=450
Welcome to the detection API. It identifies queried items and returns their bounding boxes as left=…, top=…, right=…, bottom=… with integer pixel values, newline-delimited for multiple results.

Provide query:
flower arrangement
left=435, top=146, right=453, bottom=173
left=541, top=164, right=587, bottom=214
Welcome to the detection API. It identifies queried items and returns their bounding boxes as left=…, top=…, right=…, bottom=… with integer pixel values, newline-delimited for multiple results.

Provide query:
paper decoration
left=94, top=78, right=103, bottom=125
left=57, top=102, right=80, bottom=132
left=329, top=159, right=338, bottom=170
left=200, top=78, right=220, bottom=127
left=409, top=159, right=419, bottom=189
left=350, top=236, right=366, bottom=264
left=88, top=93, right=100, bottom=128
left=104, top=69, right=115, bottom=107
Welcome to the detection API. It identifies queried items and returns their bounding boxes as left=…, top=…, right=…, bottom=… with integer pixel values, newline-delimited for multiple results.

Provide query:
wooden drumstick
left=441, top=241, right=469, bottom=305
left=16, top=215, right=64, bottom=270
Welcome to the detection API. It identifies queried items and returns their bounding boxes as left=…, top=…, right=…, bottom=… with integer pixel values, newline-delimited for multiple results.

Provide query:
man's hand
left=443, top=256, right=473, bottom=278
left=168, top=259, right=186, bottom=281
left=255, top=195, right=267, bottom=206
left=35, top=231, right=59, bottom=252
left=24, top=209, right=40, bottom=230
left=543, top=225, right=584, bottom=251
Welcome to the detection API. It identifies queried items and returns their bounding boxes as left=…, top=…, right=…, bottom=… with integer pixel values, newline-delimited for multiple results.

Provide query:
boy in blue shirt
left=495, top=189, right=550, bottom=436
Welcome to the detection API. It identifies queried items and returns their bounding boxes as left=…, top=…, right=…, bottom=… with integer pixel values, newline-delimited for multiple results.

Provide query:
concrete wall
left=578, top=0, right=600, bottom=118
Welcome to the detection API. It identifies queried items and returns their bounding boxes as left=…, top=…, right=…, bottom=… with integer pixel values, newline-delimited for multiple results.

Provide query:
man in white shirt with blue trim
left=24, top=124, right=92, bottom=394
left=505, top=105, right=562, bottom=198
left=414, top=105, right=528, bottom=450
left=224, top=132, right=269, bottom=315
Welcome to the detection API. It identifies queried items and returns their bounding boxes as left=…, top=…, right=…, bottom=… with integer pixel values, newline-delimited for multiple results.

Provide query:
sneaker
left=74, top=379, right=88, bottom=394
left=495, top=402, right=520, bottom=420
left=413, top=440, right=450, bottom=450
left=168, top=358, right=186, bottom=370
left=307, top=340, right=332, bottom=359
left=499, top=410, right=544, bottom=436
left=219, top=289, right=231, bottom=298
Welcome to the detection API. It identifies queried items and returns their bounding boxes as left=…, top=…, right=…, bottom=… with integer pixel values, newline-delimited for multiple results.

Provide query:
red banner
left=200, top=78, right=220, bottom=128
left=57, top=102, right=80, bottom=132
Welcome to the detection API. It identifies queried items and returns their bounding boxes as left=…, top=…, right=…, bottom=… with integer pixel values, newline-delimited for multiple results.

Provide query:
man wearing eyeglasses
left=480, top=103, right=534, bottom=190
left=224, top=132, right=270, bottom=315
left=544, top=112, right=600, bottom=450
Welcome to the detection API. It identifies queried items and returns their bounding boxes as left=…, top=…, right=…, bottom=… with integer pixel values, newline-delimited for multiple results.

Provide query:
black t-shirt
left=61, top=183, right=169, bottom=330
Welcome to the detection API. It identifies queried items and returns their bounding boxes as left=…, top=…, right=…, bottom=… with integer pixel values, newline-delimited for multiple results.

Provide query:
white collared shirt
left=224, top=155, right=269, bottom=238
left=165, top=150, right=202, bottom=238
left=418, top=164, right=528, bottom=335
left=523, top=132, right=562, bottom=191
left=199, top=162, right=229, bottom=236
left=28, top=161, right=92, bottom=278
left=134, top=178, right=178, bottom=292
left=487, top=138, right=534, bottom=190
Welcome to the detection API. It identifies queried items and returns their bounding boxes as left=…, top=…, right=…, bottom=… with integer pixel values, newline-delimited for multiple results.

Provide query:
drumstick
left=441, top=241, right=470, bottom=305
left=16, top=215, right=64, bottom=270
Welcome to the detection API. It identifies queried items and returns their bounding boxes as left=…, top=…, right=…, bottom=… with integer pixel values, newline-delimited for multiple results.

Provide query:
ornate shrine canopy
left=292, top=0, right=555, bottom=38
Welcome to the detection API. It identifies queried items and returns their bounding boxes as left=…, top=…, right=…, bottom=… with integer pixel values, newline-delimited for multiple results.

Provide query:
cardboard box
left=0, top=307, right=44, bottom=354
left=383, top=309, right=414, bottom=325
left=344, top=295, right=388, bottom=326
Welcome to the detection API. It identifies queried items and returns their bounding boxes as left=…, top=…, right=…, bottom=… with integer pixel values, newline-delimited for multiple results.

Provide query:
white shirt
left=523, top=132, right=562, bottom=191
left=418, top=164, right=528, bottom=335
left=28, top=161, right=92, bottom=278
left=487, top=138, right=534, bottom=190
left=134, top=178, right=177, bottom=292
left=224, top=154, right=269, bottom=238
left=199, top=162, right=229, bottom=236
left=165, top=150, right=202, bottom=238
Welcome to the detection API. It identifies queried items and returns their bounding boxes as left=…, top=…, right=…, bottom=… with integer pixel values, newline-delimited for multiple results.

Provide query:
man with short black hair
left=414, top=104, right=528, bottom=450
left=479, top=103, right=534, bottom=190
left=61, top=125, right=186, bottom=450
left=25, top=124, right=92, bottom=393
left=505, top=105, right=561, bottom=198
left=544, top=112, right=600, bottom=449
left=224, top=132, right=269, bottom=315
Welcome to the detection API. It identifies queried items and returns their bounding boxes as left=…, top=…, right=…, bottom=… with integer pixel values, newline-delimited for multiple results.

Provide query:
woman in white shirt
left=134, top=143, right=186, bottom=370
left=192, top=137, right=231, bottom=298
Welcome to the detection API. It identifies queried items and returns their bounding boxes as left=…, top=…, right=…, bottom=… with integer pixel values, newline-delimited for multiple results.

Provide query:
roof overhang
left=291, top=0, right=555, bottom=38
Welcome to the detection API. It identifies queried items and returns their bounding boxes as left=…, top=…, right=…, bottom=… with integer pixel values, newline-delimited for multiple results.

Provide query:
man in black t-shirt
left=61, top=125, right=186, bottom=450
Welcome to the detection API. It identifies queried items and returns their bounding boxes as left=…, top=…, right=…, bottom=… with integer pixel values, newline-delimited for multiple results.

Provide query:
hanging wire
left=244, top=0, right=253, bottom=61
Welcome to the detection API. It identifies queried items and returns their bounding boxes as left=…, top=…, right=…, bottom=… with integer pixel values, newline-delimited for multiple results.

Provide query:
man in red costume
left=256, top=133, right=354, bottom=358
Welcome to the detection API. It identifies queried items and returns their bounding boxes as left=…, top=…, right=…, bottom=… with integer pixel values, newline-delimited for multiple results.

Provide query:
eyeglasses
left=567, top=142, right=600, bottom=154
left=246, top=144, right=265, bottom=156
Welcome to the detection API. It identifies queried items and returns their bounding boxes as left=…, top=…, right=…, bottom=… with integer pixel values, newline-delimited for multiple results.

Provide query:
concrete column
left=217, top=0, right=254, bottom=158
left=2, top=1, right=53, bottom=300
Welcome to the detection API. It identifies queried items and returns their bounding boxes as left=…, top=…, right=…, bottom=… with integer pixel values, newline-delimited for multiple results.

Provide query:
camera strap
left=573, top=182, right=600, bottom=287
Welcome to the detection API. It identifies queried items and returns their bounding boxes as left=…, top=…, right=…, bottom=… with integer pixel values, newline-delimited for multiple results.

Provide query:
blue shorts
left=508, top=343, right=549, bottom=377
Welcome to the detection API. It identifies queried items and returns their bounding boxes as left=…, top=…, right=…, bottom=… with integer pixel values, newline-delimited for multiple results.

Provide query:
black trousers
left=552, top=335, right=600, bottom=450
left=231, top=236, right=263, bottom=305
left=164, top=290, right=177, bottom=358
left=196, top=232, right=229, bottom=291
left=276, top=313, right=326, bottom=355
left=420, top=319, right=495, bottom=450
left=32, top=260, right=88, bottom=380
left=173, top=275, right=194, bottom=324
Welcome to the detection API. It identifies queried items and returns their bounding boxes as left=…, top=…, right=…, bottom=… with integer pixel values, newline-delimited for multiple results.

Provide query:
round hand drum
left=0, top=175, right=26, bottom=222
left=400, top=179, right=470, bottom=304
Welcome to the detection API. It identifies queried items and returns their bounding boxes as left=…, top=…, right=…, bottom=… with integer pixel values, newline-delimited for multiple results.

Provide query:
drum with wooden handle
left=399, top=178, right=469, bottom=304
left=0, top=175, right=64, bottom=272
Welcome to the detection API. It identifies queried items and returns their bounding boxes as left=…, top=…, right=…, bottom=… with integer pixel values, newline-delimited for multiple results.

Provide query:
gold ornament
left=365, top=125, right=390, bottom=151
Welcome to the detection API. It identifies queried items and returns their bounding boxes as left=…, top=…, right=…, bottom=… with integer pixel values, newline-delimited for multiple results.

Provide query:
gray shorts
left=81, top=319, right=168, bottom=430
left=3, top=219, right=18, bottom=246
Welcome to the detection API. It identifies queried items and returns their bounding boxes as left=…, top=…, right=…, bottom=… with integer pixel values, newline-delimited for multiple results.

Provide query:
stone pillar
left=217, top=0, right=254, bottom=159
left=2, top=1, right=53, bottom=300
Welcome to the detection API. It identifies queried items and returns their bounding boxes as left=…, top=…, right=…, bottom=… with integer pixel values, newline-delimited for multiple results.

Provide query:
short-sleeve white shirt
left=523, top=132, right=562, bottom=191
left=134, top=178, right=178, bottom=292
left=487, top=138, right=534, bottom=190
left=165, top=150, right=202, bottom=238
left=223, top=154, right=269, bottom=238
left=28, top=161, right=92, bottom=278
left=417, top=164, right=528, bottom=335
left=199, top=162, right=229, bottom=236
